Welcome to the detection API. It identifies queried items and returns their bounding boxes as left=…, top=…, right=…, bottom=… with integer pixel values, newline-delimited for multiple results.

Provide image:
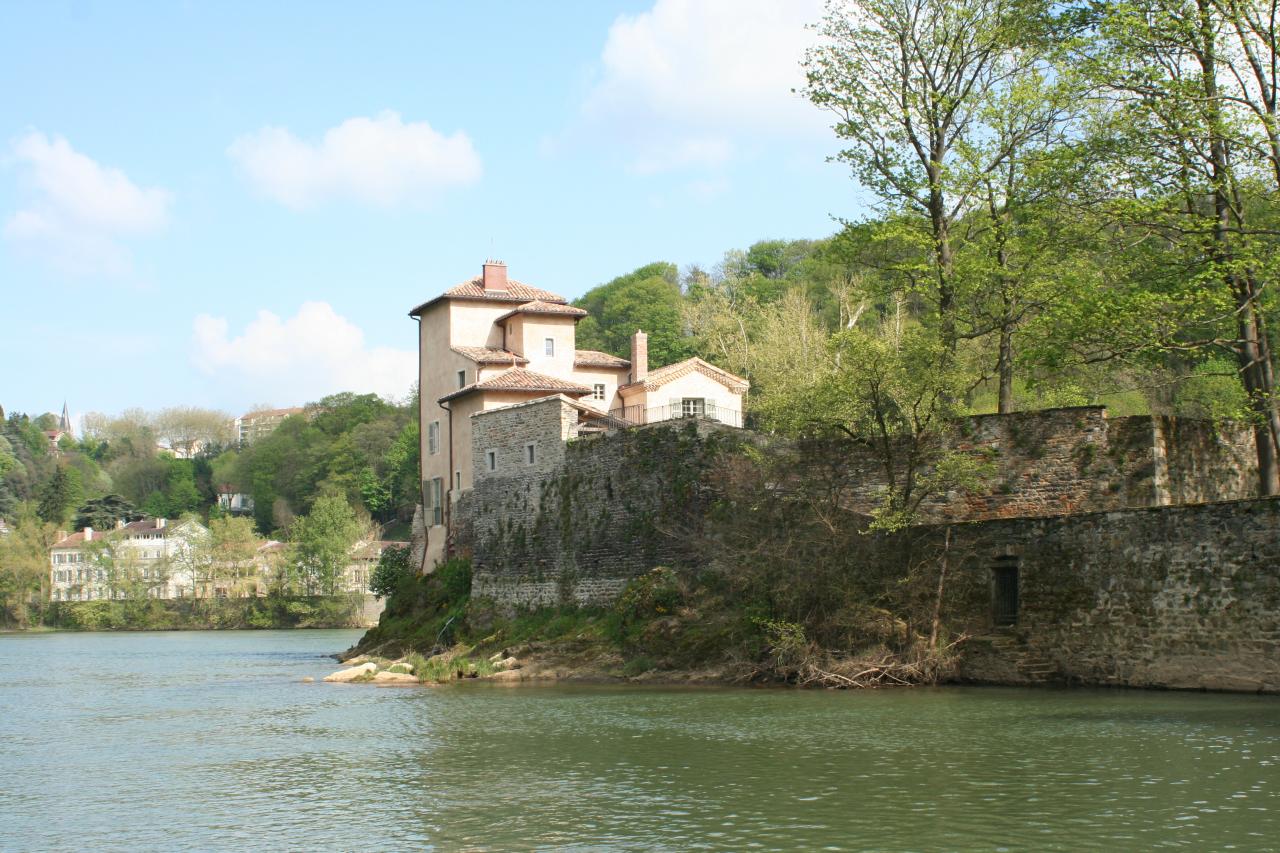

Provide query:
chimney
left=84, top=526, right=93, bottom=542
left=156, top=517, right=166, bottom=529
left=116, top=518, right=126, bottom=529
left=631, top=330, right=648, bottom=383
left=482, top=260, right=508, bottom=292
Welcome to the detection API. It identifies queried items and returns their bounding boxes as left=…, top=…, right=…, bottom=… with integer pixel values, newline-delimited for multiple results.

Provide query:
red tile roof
left=494, top=300, right=589, bottom=323
left=574, top=349, right=631, bottom=369
left=409, top=278, right=568, bottom=316
left=439, top=368, right=592, bottom=403
left=239, top=406, right=304, bottom=421
left=52, top=518, right=182, bottom=549
left=619, top=357, right=749, bottom=393
left=451, top=346, right=529, bottom=365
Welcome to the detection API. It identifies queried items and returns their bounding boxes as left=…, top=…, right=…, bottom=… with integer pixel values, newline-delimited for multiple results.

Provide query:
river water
left=0, top=630, right=1276, bottom=851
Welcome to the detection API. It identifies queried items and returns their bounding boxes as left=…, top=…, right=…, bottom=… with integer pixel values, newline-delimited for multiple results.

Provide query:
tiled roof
left=494, top=300, right=589, bottom=323
left=439, top=368, right=592, bottom=403
left=240, top=407, right=304, bottom=421
left=574, top=349, right=631, bottom=369
left=409, top=278, right=568, bottom=316
left=451, top=346, right=529, bottom=365
left=619, top=357, right=749, bottom=394
left=51, top=517, right=182, bottom=549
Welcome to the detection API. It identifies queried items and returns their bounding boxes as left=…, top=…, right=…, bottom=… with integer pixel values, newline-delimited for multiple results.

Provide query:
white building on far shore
left=49, top=517, right=208, bottom=601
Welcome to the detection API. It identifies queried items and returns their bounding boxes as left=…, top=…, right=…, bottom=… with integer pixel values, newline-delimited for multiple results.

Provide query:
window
left=592, top=383, right=606, bottom=401
left=428, top=420, right=440, bottom=455
left=525, top=443, right=536, bottom=465
left=457, top=369, right=467, bottom=388
left=455, top=470, right=461, bottom=491
left=427, top=477, right=444, bottom=526
left=992, top=557, right=1020, bottom=626
left=681, top=398, right=706, bottom=418
left=486, top=449, right=497, bottom=472
left=544, top=337, right=555, bottom=357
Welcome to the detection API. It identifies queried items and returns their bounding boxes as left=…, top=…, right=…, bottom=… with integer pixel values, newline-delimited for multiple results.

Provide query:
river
left=0, top=630, right=1276, bottom=851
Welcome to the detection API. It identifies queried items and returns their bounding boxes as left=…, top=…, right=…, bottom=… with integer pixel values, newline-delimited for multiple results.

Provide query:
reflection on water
left=0, top=630, right=1276, bottom=851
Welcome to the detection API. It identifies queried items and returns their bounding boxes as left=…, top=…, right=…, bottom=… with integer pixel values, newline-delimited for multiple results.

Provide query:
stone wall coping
left=469, top=394, right=580, bottom=419
left=923, top=494, right=1280, bottom=531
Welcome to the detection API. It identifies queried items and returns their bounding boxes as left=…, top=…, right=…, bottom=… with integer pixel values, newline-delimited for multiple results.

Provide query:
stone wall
left=905, top=499, right=1280, bottom=693
left=459, top=396, right=737, bottom=607
left=828, top=407, right=1257, bottom=522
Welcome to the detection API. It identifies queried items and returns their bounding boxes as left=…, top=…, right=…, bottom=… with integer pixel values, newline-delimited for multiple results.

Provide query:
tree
left=573, top=262, right=694, bottom=365
left=152, top=407, right=234, bottom=456
left=72, top=495, right=139, bottom=531
left=369, top=544, right=412, bottom=598
left=37, top=465, right=82, bottom=524
left=290, top=494, right=362, bottom=595
left=1057, top=0, right=1280, bottom=492
left=0, top=504, right=58, bottom=625
left=804, top=0, right=1055, bottom=353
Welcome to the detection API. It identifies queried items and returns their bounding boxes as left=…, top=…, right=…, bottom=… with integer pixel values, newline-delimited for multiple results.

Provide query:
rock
left=301, top=676, right=315, bottom=683
left=323, top=662, right=377, bottom=683
left=373, top=671, right=418, bottom=685
left=345, top=655, right=371, bottom=665
left=495, top=656, right=521, bottom=670
left=489, top=669, right=523, bottom=681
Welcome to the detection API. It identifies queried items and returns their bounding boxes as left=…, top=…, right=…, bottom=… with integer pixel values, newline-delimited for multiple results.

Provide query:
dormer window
left=544, top=337, right=555, bottom=357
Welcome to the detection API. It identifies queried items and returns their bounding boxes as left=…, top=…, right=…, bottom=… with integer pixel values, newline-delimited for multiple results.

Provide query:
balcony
left=607, top=400, right=743, bottom=429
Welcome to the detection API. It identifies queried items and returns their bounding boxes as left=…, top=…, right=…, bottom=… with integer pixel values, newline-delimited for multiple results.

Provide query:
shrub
left=370, top=545, right=413, bottom=599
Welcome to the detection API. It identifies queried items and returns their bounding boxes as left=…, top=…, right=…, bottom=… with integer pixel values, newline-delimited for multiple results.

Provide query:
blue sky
left=0, top=0, right=861, bottom=420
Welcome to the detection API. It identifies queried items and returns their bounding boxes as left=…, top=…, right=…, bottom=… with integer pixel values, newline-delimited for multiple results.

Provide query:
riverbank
left=344, top=559, right=961, bottom=689
left=20, top=595, right=372, bottom=632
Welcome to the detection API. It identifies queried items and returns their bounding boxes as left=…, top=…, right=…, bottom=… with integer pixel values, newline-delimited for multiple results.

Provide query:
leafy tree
left=574, top=262, right=694, bottom=366
left=804, top=0, right=1056, bottom=352
left=72, top=494, right=139, bottom=531
left=369, top=544, right=412, bottom=598
left=290, top=494, right=362, bottom=595
left=37, top=465, right=82, bottom=524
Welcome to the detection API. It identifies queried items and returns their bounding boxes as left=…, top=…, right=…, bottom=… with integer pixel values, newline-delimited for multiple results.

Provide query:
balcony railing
left=607, top=401, right=743, bottom=429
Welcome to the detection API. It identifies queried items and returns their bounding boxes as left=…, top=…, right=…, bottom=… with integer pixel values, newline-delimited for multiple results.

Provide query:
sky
left=0, top=0, right=865, bottom=421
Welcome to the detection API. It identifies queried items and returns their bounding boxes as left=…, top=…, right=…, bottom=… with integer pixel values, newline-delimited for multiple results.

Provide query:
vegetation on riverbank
left=347, top=552, right=961, bottom=688
left=35, top=594, right=367, bottom=632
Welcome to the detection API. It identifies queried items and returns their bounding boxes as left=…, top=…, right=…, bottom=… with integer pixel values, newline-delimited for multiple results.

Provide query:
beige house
left=409, top=260, right=748, bottom=568
left=49, top=517, right=207, bottom=601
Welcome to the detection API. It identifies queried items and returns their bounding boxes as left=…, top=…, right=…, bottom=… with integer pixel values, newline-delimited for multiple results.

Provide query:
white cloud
left=581, top=0, right=826, bottom=172
left=228, top=111, right=482, bottom=209
left=192, top=302, right=416, bottom=403
left=4, top=131, right=172, bottom=274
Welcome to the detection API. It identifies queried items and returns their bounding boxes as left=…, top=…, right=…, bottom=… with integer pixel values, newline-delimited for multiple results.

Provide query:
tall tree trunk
left=928, top=178, right=957, bottom=354
left=1199, top=0, right=1280, bottom=494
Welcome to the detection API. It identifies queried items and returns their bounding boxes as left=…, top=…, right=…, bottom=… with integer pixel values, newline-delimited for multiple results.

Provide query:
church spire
left=60, top=401, right=74, bottom=439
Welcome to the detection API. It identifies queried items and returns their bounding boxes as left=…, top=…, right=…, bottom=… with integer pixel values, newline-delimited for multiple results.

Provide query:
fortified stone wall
left=828, top=407, right=1257, bottom=522
left=894, top=498, right=1280, bottom=693
left=459, top=397, right=735, bottom=607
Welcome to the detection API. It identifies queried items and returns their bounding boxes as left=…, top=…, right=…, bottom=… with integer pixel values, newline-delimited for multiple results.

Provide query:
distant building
left=410, top=260, right=748, bottom=567
left=49, top=517, right=208, bottom=602
left=216, top=485, right=255, bottom=515
left=0, top=518, right=10, bottom=537
left=235, top=407, right=304, bottom=446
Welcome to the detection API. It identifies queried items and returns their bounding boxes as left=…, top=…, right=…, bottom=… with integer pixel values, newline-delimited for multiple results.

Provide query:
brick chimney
left=631, top=330, right=648, bottom=383
left=156, top=517, right=166, bottom=529
left=84, top=526, right=93, bottom=542
left=482, top=260, right=508, bottom=292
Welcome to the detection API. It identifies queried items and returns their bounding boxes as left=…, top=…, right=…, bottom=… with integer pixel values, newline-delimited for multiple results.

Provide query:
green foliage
left=370, top=544, right=413, bottom=598
left=574, top=262, right=694, bottom=365
left=72, top=494, right=139, bottom=531
left=290, top=493, right=362, bottom=595
left=37, top=464, right=82, bottom=524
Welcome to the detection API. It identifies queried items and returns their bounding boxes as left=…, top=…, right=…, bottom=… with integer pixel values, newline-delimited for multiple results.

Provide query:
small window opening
left=455, top=470, right=461, bottom=491
left=545, top=337, right=555, bottom=357
left=457, top=369, right=466, bottom=388
left=486, top=449, right=497, bottom=471
left=525, top=443, right=536, bottom=464
left=593, top=383, right=606, bottom=401
left=992, top=556, right=1020, bottom=627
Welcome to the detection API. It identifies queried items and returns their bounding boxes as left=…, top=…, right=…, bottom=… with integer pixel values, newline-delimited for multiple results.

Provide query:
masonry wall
left=826, top=407, right=1257, bottom=522
left=459, top=397, right=735, bottom=607
left=897, top=499, right=1280, bottom=693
